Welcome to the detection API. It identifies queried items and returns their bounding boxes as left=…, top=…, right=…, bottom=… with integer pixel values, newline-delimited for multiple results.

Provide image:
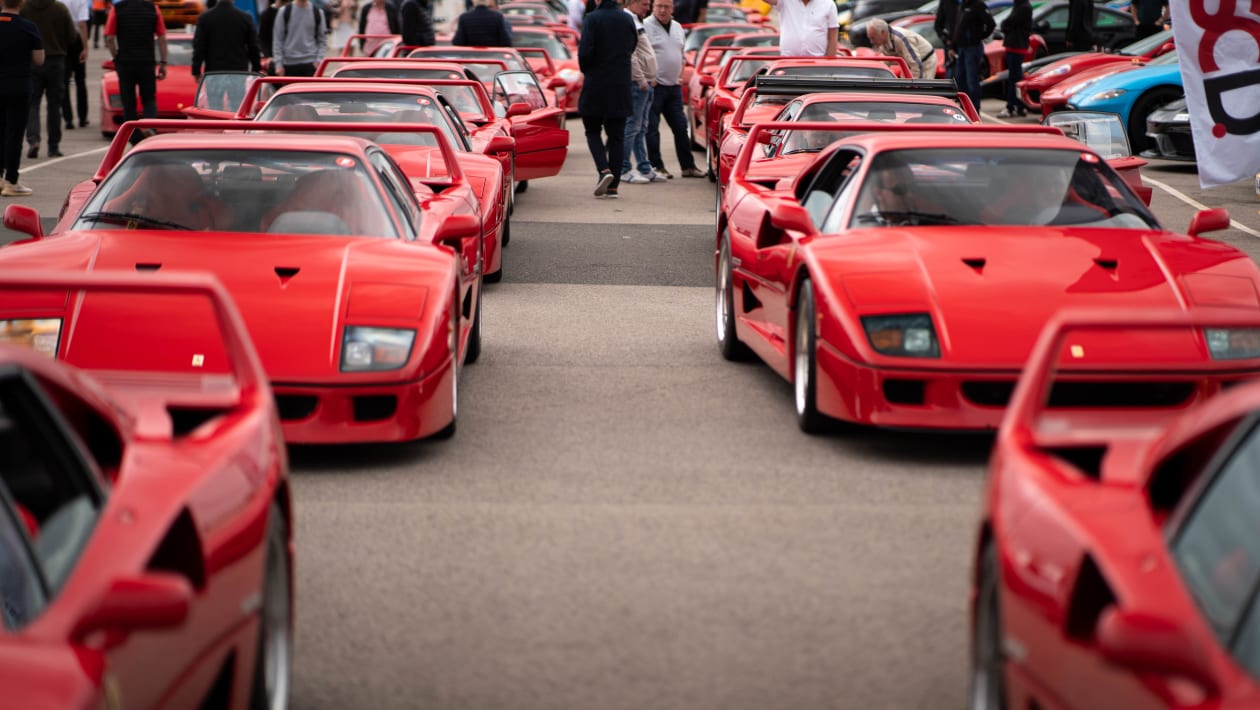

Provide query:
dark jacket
left=357, top=1, right=400, bottom=37
left=1066, top=0, right=1094, bottom=49
left=452, top=5, right=511, bottom=47
left=1000, top=0, right=1031, bottom=50
left=110, top=0, right=162, bottom=63
left=951, top=0, right=994, bottom=48
left=20, top=0, right=76, bottom=57
left=577, top=0, right=635, bottom=117
left=934, top=0, right=958, bottom=48
left=192, top=0, right=262, bottom=73
left=259, top=3, right=280, bottom=56
left=398, top=0, right=434, bottom=45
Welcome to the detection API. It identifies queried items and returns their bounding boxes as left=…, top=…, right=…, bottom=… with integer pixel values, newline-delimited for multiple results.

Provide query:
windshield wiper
left=855, top=210, right=968, bottom=226
left=79, top=211, right=193, bottom=231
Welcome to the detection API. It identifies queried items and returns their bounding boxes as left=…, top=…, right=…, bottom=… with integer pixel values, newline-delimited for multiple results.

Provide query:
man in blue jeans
left=644, top=0, right=703, bottom=178
left=948, top=0, right=993, bottom=112
left=620, top=0, right=661, bottom=183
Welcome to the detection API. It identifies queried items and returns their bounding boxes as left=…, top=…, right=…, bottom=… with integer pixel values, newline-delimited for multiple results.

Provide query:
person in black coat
left=934, top=0, right=958, bottom=76
left=452, top=0, right=512, bottom=46
left=578, top=0, right=636, bottom=198
left=191, top=0, right=262, bottom=76
left=996, top=0, right=1031, bottom=117
left=398, top=0, right=435, bottom=46
left=950, top=0, right=993, bottom=115
left=1066, top=0, right=1094, bottom=50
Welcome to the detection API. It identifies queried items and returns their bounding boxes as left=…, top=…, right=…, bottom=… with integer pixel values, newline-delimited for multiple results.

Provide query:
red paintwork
left=973, top=309, right=1260, bottom=709
left=1038, top=62, right=1146, bottom=118
left=340, top=33, right=403, bottom=57
left=99, top=34, right=197, bottom=135
left=0, top=270, right=288, bottom=709
left=511, top=27, right=582, bottom=113
left=718, top=122, right=1260, bottom=430
left=716, top=91, right=980, bottom=187
left=20, top=124, right=472, bottom=443
left=688, top=47, right=781, bottom=153
left=1018, top=39, right=1173, bottom=111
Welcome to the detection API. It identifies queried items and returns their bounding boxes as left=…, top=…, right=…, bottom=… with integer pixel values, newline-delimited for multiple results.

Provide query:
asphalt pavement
left=6, top=56, right=1260, bottom=709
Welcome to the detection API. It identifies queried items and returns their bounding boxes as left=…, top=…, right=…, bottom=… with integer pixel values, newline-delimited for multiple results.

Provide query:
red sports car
left=0, top=269, right=291, bottom=710
left=5, top=124, right=479, bottom=444
left=99, top=32, right=197, bottom=137
left=971, top=307, right=1260, bottom=709
left=511, top=27, right=583, bottom=113
left=716, top=122, right=1258, bottom=432
left=1018, top=29, right=1174, bottom=112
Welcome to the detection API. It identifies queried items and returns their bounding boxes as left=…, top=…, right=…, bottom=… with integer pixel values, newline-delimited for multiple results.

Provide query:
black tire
left=793, top=278, right=829, bottom=434
left=969, top=541, right=1007, bottom=710
left=514, top=180, right=529, bottom=194
left=501, top=215, right=511, bottom=248
left=1127, top=88, right=1182, bottom=156
left=716, top=235, right=752, bottom=361
left=706, top=140, right=717, bottom=183
left=464, top=282, right=483, bottom=365
left=433, top=296, right=460, bottom=439
left=250, top=502, right=292, bottom=710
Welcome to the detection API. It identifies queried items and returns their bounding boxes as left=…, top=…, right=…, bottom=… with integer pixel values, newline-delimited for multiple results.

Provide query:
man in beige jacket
left=620, top=0, right=661, bottom=182
left=867, top=18, right=937, bottom=79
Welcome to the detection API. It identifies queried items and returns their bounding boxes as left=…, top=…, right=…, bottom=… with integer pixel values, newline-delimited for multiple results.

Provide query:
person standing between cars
left=566, top=0, right=582, bottom=31
left=866, top=18, right=936, bottom=80
left=934, top=0, right=958, bottom=78
left=949, top=0, right=993, bottom=112
left=578, top=0, right=636, bottom=198
left=1, top=0, right=44, bottom=196
left=1065, top=0, right=1093, bottom=50
left=995, top=0, right=1030, bottom=117
left=766, top=0, right=837, bottom=57
left=89, top=0, right=104, bottom=46
left=452, top=0, right=511, bottom=47
left=272, top=0, right=325, bottom=76
left=397, top=0, right=434, bottom=47
left=104, top=0, right=166, bottom=145
left=21, top=0, right=74, bottom=158
left=644, top=0, right=702, bottom=178
left=192, top=0, right=261, bottom=75
left=258, top=0, right=288, bottom=71
left=357, top=0, right=398, bottom=54
left=1129, top=0, right=1166, bottom=40
left=59, top=0, right=89, bottom=131
left=620, top=0, right=658, bottom=183
left=672, top=0, right=703, bottom=24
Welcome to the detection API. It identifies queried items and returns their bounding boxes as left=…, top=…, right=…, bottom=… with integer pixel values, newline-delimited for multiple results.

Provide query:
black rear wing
left=752, top=75, right=959, bottom=97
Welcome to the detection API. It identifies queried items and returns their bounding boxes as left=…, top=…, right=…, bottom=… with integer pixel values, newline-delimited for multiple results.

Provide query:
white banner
left=1170, top=1, right=1260, bottom=188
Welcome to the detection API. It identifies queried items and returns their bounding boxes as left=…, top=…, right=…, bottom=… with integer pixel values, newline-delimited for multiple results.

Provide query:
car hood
left=1072, top=63, right=1183, bottom=106
left=0, top=231, right=448, bottom=379
left=809, top=226, right=1256, bottom=365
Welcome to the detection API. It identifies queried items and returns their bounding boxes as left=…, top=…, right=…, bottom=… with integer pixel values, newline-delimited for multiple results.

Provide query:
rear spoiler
left=1006, top=309, right=1260, bottom=449
left=0, top=270, right=268, bottom=435
left=732, top=121, right=1063, bottom=181
left=515, top=47, right=556, bottom=76
left=752, top=74, right=950, bottom=96
left=234, top=76, right=494, bottom=121
left=100, top=119, right=469, bottom=184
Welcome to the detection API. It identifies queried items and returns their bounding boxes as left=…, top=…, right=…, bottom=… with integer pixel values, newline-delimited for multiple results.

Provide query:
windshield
left=333, top=66, right=466, bottom=81
left=765, top=65, right=895, bottom=79
left=73, top=149, right=400, bottom=237
left=732, top=33, right=777, bottom=47
left=410, top=50, right=528, bottom=72
left=728, top=58, right=775, bottom=84
left=513, top=32, right=571, bottom=59
left=772, top=102, right=970, bottom=155
left=167, top=38, right=193, bottom=65
left=256, top=91, right=464, bottom=148
left=849, top=148, right=1160, bottom=229
left=1120, top=27, right=1173, bottom=55
left=685, top=25, right=765, bottom=52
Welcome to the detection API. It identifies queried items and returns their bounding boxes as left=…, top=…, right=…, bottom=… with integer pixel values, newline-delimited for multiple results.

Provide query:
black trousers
left=26, top=56, right=64, bottom=150
left=646, top=84, right=695, bottom=172
left=582, top=114, right=626, bottom=189
left=62, top=37, right=89, bottom=126
left=116, top=60, right=157, bottom=144
left=1, top=90, right=30, bottom=183
left=282, top=63, right=317, bottom=77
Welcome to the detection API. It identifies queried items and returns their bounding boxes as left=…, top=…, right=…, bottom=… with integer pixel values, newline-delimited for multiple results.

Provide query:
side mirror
left=546, top=76, right=565, bottom=90
left=754, top=130, right=777, bottom=145
left=101, top=59, right=115, bottom=71
left=487, top=134, right=515, bottom=153
left=505, top=101, right=532, bottom=118
left=3, top=204, right=44, bottom=240
left=699, top=75, right=716, bottom=88
left=433, top=213, right=481, bottom=250
left=72, top=574, right=192, bottom=641
left=769, top=202, right=814, bottom=235
left=1097, top=607, right=1218, bottom=694
left=713, top=96, right=736, bottom=113
left=1188, top=208, right=1231, bottom=237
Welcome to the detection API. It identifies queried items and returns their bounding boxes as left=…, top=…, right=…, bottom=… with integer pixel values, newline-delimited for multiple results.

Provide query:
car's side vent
left=197, top=652, right=235, bottom=710
left=1064, top=554, right=1117, bottom=641
left=1044, top=445, right=1108, bottom=480
left=167, top=406, right=225, bottom=438
left=147, top=508, right=207, bottom=590
left=741, top=281, right=761, bottom=313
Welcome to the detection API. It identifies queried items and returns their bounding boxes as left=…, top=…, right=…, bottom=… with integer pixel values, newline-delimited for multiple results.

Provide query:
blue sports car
left=1066, top=51, right=1183, bottom=154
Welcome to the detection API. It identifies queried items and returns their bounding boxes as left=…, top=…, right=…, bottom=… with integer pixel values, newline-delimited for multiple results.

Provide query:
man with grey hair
left=867, top=18, right=936, bottom=79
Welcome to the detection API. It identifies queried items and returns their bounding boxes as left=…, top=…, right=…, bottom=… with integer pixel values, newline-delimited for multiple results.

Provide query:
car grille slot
left=883, top=379, right=926, bottom=405
left=275, top=394, right=318, bottom=421
left=961, top=380, right=1016, bottom=407
left=353, top=395, right=397, bottom=422
left=1046, top=381, right=1195, bottom=408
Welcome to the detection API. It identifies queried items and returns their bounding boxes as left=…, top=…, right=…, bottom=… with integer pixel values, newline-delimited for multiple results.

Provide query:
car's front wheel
left=250, top=502, right=291, bottom=710
left=716, top=235, right=751, bottom=361
left=970, top=541, right=1007, bottom=710
left=793, top=278, right=829, bottom=433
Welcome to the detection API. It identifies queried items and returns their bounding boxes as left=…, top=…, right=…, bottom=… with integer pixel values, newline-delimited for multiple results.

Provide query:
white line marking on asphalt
left=987, top=111, right=1260, bottom=238
left=23, top=146, right=108, bottom=173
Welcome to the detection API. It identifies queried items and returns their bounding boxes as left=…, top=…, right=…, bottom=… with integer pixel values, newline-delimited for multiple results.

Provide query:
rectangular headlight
left=861, top=314, right=940, bottom=358
left=341, top=326, right=416, bottom=372
left=0, top=319, right=62, bottom=358
left=1205, top=328, right=1260, bottom=360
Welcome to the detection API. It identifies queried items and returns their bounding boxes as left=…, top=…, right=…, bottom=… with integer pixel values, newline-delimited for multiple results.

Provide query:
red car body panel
left=1038, top=61, right=1146, bottom=118
left=718, top=123, right=1260, bottom=429
left=99, top=34, right=197, bottom=135
left=973, top=309, right=1260, bottom=710
left=18, top=126, right=470, bottom=443
left=1018, top=38, right=1174, bottom=111
left=0, top=270, right=288, bottom=710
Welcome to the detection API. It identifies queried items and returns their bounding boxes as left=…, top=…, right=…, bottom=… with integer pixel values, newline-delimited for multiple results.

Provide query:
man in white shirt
left=58, top=0, right=89, bottom=129
left=643, top=0, right=702, bottom=177
left=766, top=0, right=836, bottom=57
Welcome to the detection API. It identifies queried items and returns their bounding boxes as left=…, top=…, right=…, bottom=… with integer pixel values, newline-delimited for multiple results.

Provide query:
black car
left=1010, top=0, right=1137, bottom=54
left=1143, top=97, right=1195, bottom=161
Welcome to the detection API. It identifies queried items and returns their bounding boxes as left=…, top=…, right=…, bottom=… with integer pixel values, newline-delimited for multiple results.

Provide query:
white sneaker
left=655, top=167, right=674, bottom=179
left=621, top=171, right=650, bottom=184
left=1, top=180, right=33, bottom=197
left=646, top=170, right=668, bottom=182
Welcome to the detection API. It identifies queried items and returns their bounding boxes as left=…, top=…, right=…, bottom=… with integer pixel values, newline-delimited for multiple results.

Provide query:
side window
left=368, top=150, right=420, bottom=241
left=1043, top=7, right=1070, bottom=29
left=800, top=150, right=862, bottom=229
left=765, top=100, right=804, bottom=157
left=440, top=102, right=474, bottom=152
left=1095, top=9, right=1124, bottom=27
left=1172, top=421, right=1260, bottom=643
left=494, top=71, right=548, bottom=112
left=0, top=370, right=105, bottom=629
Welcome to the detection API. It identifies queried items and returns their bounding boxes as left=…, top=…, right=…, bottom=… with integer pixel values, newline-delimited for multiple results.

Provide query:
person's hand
left=191, top=69, right=201, bottom=79
left=79, top=47, right=88, bottom=63
left=276, top=65, right=286, bottom=76
left=946, top=48, right=956, bottom=60
left=638, top=79, right=648, bottom=90
left=157, top=64, right=167, bottom=80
